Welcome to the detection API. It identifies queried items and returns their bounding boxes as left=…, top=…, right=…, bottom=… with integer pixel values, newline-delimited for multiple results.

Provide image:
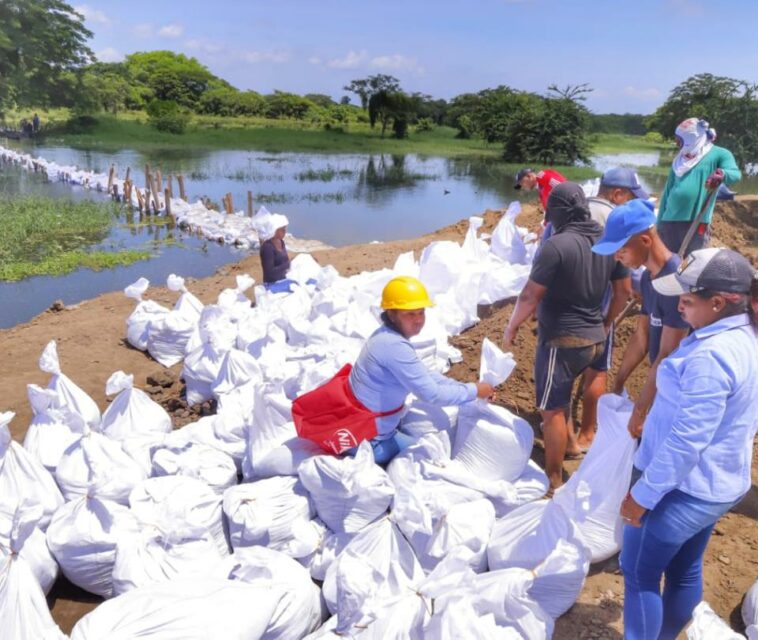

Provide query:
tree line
left=3, top=2, right=758, bottom=169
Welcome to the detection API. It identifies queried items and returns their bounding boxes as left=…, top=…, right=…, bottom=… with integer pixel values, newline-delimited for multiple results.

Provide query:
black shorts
left=535, top=339, right=608, bottom=411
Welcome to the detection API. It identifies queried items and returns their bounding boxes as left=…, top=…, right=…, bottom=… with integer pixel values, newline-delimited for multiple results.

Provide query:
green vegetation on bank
left=0, top=194, right=149, bottom=280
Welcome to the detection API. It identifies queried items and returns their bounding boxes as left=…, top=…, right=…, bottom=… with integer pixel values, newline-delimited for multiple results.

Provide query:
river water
left=0, top=141, right=742, bottom=328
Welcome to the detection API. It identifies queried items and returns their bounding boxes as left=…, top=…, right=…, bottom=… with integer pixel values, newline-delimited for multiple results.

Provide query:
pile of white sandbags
left=2, top=213, right=649, bottom=639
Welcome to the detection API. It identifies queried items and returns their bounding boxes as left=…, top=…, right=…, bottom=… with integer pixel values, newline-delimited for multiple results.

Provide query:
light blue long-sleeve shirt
left=632, top=313, right=758, bottom=510
left=349, top=325, right=477, bottom=439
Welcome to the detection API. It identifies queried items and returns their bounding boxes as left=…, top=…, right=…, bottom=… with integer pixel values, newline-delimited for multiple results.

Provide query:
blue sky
left=75, top=0, right=756, bottom=114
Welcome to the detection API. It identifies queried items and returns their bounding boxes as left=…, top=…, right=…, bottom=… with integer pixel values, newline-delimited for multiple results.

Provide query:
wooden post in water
left=144, top=165, right=153, bottom=211
left=167, top=174, right=174, bottom=198
left=164, top=188, right=172, bottom=217
left=247, top=191, right=253, bottom=217
left=156, top=169, right=163, bottom=193
left=227, top=193, right=234, bottom=213
left=136, top=187, right=145, bottom=213
left=107, top=164, right=115, bottom=194
left=177, top=174, right=187, bottom=201
left=125, top=167, right=131, bottom=182
left=112, top=184, right=120, bottom=202
left=149, top=173, right=160, bottom=213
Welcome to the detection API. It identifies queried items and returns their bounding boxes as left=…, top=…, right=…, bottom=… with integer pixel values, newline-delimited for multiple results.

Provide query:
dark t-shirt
left=530, top=226, right=629, bottom=344
left=260, top=239, right=290, bottom=283
left=640, top=254, right=690, bottom=362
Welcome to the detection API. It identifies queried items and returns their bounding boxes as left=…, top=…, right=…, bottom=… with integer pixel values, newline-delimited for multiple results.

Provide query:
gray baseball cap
left=653, top=247, right=756, bottom=296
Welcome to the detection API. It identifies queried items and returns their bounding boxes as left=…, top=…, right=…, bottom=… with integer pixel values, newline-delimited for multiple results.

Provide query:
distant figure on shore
left=513, top=167, right=566, bottom=243
left=32, top=113, right=40, bottom=133
left=657, top=118, right=740, bottom=256
left=259, top=213, right=293, bottom=293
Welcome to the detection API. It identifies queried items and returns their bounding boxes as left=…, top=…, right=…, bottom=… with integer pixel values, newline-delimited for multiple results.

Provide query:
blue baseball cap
left=592, top=199, right=657, bottom=255
left=600, top=167, right=650, bottom=200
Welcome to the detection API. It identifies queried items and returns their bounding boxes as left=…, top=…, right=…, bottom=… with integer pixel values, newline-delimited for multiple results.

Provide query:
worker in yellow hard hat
left=293, top=276, right=495, bottom=463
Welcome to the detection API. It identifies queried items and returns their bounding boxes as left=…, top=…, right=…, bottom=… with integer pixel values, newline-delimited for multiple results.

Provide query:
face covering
left=672, top=117, right=716, bottom=178
left=545, top=182, right=591, bottom=232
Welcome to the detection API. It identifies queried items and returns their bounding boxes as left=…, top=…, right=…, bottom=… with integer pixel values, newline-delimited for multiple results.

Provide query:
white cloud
left=96, top=47, right=124, bottom=63
left=327, top=50, right=367, bottom=69
left=158, top=23, right=184, bottom=38
left=185, top=38, right=224, bottom=55
left=623, top=86, right=662, bottom=100
left=74, top=4, right=110, bottom=26
left=308, top=56, right=322, bottom=65
left=242, top=50, right=291, bottom=64
left=370, top=54, right=424, bottom=74
left=133, top=23, right=153, bottom=38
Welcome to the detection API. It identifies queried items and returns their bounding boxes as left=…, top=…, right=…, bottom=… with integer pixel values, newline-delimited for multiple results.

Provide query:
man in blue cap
left=592, top=199, right=690, bottom=438
left=587, top=168, right=650, bottom=227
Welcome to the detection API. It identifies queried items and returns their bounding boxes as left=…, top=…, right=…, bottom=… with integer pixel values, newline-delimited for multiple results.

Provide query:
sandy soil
left=2, top=198, right=756, bottom=637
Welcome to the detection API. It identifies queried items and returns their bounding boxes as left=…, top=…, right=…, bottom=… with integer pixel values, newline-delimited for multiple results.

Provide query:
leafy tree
left=304, top=93, right=334, bottom=108
left=368, top=90, right=416, bottom=138
left=340, top=95, right=352, bottom=105
left=146, top=99, right=189, bottom=134
left=590, top=113, right=647, bottom=135
left=264, top=91, right=315, bottom=119
left=648, top=73, right=758, bottom=169
left=197, top=87, right=265, bottom=116
left=0, top=0, right=93, bottom=111
left=124, top=51, right=225, bottom=109
left=344, top=74, right=401, bottom=110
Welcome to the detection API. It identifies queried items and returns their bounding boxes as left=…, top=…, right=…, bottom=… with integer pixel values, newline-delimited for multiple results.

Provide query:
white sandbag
left=23, top=384, right=85, bottom=474
left=418, top=241, right=464, bottom=295
left=55, top=429, right=147, bottom=505
left=553, top=393, right=637, bottom=563
left=0, top=503, right=58, bottom=594
left=0, top=412, right=64, bottom=530
left=479, top=337, right=516, bottom=387
left=146, top=279, right=201, bottom=368
left=425, top=498, right=495, bottom=573
left=322, top=516, right=425, bottom=625
left=241, top=385, right=296, bottom=480
left=469, top=565, right=554, bottom=639
left=39, top=340, right=101, bottom=429
left=70, top=578, right=286, bottom=640
left=100, top=371, right=172, bottom=441
left=130, top=475, right=228, bottom=555
left=216, top=274, right=255, bottom=322
left=167, top=273, right=204, bottom=320
left=168, top=410, right=247, bottom=471
left=487, top=500, right=591, bottom=617
left=297, top=519, right=354, bottom=581
left=452, top=401, right=533, bottom=483
left=223, top=476, right=314, bottom=552
left=687, top=601, right=746, bottom=640
left=112, top=511, right=225, bottom=596
left=47, top=493, right=140, bottom=598
left=530, top=538, right=591, bottom=619
left=224, top=546, right=325, bottom=639
left=487, top=499, right=586, bottom=571
left=298, top=441, right=394, bottom=534
left=183, top=340, right=229, bottom=406
left=478, top=259, right=531, bottom=305
left=124, top=278, right=169, bottom=351
left=120, top=431, right=169, bottom=476
left=151, top=441, right=237, bottom=495
left=462, top=215, right=489, bottom=262
left=252, top=437, right=325, bottom=479
left=425, top=599, right=523, bottom=640
left=0, top=504, right=67, bottom=640
left=490, top=201, right=528, bottom=265
left=744, top=580, right=758, bottom=640
left=211, top=347, right=262, bottom=398
left=397, top=398, right=458, bottom=440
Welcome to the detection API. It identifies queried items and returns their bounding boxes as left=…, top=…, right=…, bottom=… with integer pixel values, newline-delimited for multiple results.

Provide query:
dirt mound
left=2, top=199, right=757, bottom=636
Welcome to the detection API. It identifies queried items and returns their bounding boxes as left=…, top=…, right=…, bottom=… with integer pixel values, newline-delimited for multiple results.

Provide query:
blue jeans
left=346, top=434, right=401, bottom=465
left=620, top=487, right=737, bottom=639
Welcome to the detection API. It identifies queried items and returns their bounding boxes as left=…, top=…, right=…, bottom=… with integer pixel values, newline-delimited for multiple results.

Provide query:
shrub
left=644, top=131, right=664, bottom=144
left=415, top=117, right=434, bottom=133
left=146, top=99, right=190, bottom=134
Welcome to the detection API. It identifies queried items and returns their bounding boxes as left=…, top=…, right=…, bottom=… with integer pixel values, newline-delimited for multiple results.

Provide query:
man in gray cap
left=587, top=167, right=650, bottom=227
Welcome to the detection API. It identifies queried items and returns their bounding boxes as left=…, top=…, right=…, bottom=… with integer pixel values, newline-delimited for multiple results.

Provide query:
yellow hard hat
left=381, top=276, right=434, bottom=310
